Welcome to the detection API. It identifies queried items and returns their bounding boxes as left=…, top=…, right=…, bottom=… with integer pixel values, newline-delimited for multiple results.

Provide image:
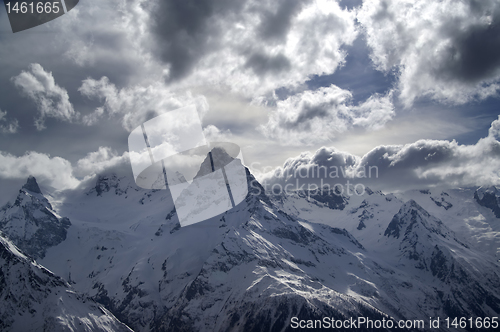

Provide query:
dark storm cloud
left=438, top=18, right=500, bottom=83
left=147, top=0, right=356, bottom=89
left=143, top=0, right=358, bottom=97
left=0, top=0, right=199, bottom=163
left=245, top=52, right=292, bottom=76
left=258, top=0, right=305, bottom=41
left=149, top=0, right=244, bottom=81
left=148, top=0, right=305, bottom=80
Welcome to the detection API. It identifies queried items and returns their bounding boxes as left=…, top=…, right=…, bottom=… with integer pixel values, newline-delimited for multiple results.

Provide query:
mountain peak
left=22, top=175, right=42, bottom=194
left=384, top=199, right=434, bottom=239
left=194, top=146, right=236, bottom=179
left=400, top=199, right=432, bottom=216
left=1, top=176, right=71, bottom=259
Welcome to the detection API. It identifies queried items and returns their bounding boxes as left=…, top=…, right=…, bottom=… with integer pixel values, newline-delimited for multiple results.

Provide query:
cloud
left=74, top=147, right=130, bottom=179
left=489, top=115, right=500, bottom=140
left=11, top=64, right=77, bottom=130
left=351, top=91, right=394, bottom=130
left=0, top=0, right=363, bottom=141
left=0, top=146, right=132, bottom=197
left=202, top=125, right=233, bottom=142
left=36, top=0, right=357, bottom=99
left=261, top=116, right=500, bottom=192
left=147, top=0, right=357, bottom=97
left=358, top=0, right=500, bottom=106
left=148, top=0, right=243, bottom=81
left=0, top=146, right=137, bottom=194
left=81, top=107, right=105, bottom=126
left=258, top=0, right=306, bottom=42
left=0, top=110, right=19, bottom=134
left=259, top=85, right=394, bottom=145
left=78, top=76, right=209, bottom=131
left=57, top=0, right=157, bottom=82
left=0, top=151, right=79, bottom=190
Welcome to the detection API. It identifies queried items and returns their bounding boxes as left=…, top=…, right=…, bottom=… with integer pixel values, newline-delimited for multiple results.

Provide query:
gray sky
left=0, top=0, right=499, bottom=203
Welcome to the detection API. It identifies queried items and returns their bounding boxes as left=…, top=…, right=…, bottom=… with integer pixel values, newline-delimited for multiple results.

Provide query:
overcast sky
left=0, top=0, right=499, bottom=203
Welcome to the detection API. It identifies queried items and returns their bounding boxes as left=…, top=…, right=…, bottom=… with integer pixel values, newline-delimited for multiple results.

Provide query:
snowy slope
left=270, top=187, right=403, bottom=250
left=0, top=234, right=132, bottom=332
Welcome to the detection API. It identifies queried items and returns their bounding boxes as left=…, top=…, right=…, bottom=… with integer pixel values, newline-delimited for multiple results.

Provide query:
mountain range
left=1, top=165, right=499, bottom=331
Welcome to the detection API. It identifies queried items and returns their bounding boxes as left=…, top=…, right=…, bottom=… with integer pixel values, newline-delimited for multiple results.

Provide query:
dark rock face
left=431, top=193, right=453, bottom=210
left=94, top=174, right=129, bottom=196
left=474, top=186, right=500, bottom=218
left=22, top=175, right=42, bottom=194
left=0, top=177, right=71, bottom=259
left=357, top=220, right=366, bottom=230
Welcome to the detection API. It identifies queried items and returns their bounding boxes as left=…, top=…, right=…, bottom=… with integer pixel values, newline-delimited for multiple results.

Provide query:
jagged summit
left=194, top=146, right=236, bottom=179
left=0, top=178, right=71, bottom=259
left=22, top=175, right=42, bottom=194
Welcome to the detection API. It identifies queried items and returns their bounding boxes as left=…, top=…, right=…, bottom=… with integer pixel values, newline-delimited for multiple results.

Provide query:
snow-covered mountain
left=1, top=169, right=500, bottom=331
left=32, top=171, right=392, bottom=331
left=0, top=233, right=132, bottom=331
left=0, top=176, right=71, bottom=259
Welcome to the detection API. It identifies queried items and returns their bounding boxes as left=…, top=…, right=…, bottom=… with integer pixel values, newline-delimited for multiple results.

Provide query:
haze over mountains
left=0, top=166, right=499, bottom=331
